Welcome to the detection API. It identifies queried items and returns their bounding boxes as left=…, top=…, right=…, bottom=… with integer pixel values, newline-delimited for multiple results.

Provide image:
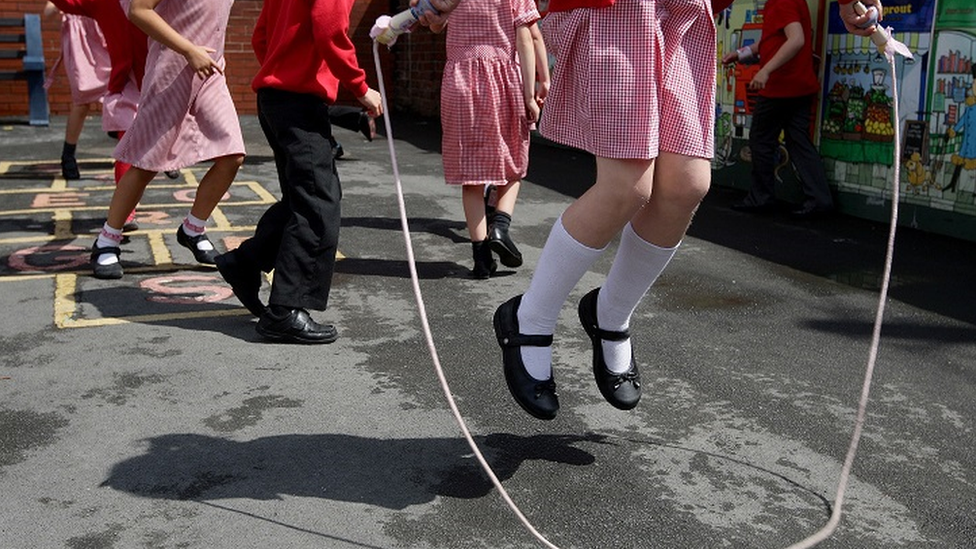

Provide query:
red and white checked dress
left=440, top=0, right=540, bottom=186
left=114, top=0, right=244, bottom=172
left=59, top=14, right=110, bottom=105
left=540, top=0, right=715, bottom=160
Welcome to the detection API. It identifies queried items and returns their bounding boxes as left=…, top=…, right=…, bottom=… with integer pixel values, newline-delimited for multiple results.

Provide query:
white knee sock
left=597, top=223, right=677, bottom=373
left=518, top=216, right=605, bottom=380
left=95, top=223, right=123, bottom=266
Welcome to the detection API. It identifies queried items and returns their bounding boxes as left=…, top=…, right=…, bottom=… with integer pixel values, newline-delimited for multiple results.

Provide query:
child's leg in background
left=462, top=184, right=495, bottom=278
left=110, top=131, right=138, bottom=230
left=92, top=166, right=156, bottom=269
left=489, top=180, right=523, bottom=267
left=61, top=103, right=90, bottom=179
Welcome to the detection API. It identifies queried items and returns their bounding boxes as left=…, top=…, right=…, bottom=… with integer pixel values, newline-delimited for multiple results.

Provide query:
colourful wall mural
left=713, top=0, right=976, bottom=241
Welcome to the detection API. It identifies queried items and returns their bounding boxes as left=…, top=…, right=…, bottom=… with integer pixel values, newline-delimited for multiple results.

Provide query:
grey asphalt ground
left=1, top=112, right=975, bottom=549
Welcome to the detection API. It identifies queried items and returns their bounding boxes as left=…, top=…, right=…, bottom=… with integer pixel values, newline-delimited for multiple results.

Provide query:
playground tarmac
left=1, top=113, right=975, bottom=548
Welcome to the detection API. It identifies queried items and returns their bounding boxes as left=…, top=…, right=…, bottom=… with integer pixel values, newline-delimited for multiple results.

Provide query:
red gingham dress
left=440, top=0, right=540, bottom=186
left=114, top=0, right=245, bottom=172
left=540, top=0, right=715, bottom=160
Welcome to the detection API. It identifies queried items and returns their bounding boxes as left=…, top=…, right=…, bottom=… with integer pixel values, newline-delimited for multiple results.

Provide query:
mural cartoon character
left=945, top=66, right=976, bottom=193
left=905, top=152, right=932, bottom=194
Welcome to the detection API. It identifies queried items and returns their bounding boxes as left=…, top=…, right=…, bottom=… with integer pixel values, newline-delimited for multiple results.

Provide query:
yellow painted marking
left=53, top=273, right=78, bottom=327
left=210, top=206, right=231, bottom=230
left=182, top=169, right=198, bottom=187
left=58, top=307, right=250, bottom=329
left=50, top=177, right=67, bottom=191
left=148, top=232, right=173, bottom=266
left=246, top=180, right=278, bottom=203
left=0, top=273, right=57, bottom=282
left=0, top=161, right=11, bottom=175
left=53, top=209, right=73, bottom=240
left=0, top=200, right=274, bottom=218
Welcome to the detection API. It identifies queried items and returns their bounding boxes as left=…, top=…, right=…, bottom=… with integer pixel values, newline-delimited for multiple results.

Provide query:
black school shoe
left=256, top=306, right=338, bottom=344
left=176, top=225, right=218, bottom=265
left=488, top=224, right=523, bottom=268
left=61, top=155, right=80, bottom=180
left=215, top=251, right=266, bottom=317
left=493, top=295, right=558, bottom=420
left=90, top=242, right=123, bottom=279
left=578, top=288, right=642, bottom=410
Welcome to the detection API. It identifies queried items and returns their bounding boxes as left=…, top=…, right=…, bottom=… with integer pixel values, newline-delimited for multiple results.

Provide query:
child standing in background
left=43, top=3, right=110, bottom=180
left=434, top=0, right=546, bottom=279
left=89, top=0, right=245, bottom=279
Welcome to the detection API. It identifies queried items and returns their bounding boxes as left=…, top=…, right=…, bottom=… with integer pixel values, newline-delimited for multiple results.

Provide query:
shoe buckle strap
left=500, top=333, right=553, bottom=348
left=591, top=325, right=630, bottom=342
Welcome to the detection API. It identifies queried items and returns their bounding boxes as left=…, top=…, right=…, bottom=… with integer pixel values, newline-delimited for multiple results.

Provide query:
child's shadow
left=100, top=432, right=609, bottom=509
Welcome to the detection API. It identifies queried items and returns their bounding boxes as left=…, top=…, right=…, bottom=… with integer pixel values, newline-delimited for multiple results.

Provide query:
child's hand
left=357, top=88, right=384, bottom=119
left=185, top=45, right=222, bottom=79
left=525, top=97, right=540, bottom=124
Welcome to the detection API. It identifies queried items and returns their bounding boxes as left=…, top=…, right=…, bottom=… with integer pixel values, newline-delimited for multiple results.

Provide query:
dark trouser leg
left=783, top=95, right=833, bottom=210
left=746, top=95, right=784, bottom=207
left=248, top=89, right=341, bottom=311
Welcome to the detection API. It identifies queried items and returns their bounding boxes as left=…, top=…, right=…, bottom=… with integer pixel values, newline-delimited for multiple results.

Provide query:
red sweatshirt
left=49, top=0, right=146, bottom=94
left=251, top=0, right=369, bottom=101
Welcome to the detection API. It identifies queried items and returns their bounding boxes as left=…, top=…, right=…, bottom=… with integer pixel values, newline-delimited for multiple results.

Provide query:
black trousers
left=746, top=94, right=833, bottom=210
left=235, top=88, right=341, bottom=311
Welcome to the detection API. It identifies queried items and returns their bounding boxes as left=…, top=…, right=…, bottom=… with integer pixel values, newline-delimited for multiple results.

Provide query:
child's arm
left=43, top=2, right=59, bottom=18
left=515, top=24, right=539, bottom=123
left=128, top=0, right=222, bottom=79
left=529, top=23, right=549, bottom=107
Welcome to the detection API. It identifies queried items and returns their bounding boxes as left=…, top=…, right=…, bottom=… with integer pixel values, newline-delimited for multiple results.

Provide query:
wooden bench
left=0, top=14, right=49, bottom=126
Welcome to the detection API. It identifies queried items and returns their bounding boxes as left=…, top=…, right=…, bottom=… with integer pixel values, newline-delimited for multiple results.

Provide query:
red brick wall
left=0, top=0, right=447, bottom=119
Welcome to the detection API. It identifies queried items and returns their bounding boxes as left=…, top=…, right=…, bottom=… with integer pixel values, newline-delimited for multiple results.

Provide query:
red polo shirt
left=251, top=0, right=369, bottom=102
left=757, top=0, right=820, bottom=98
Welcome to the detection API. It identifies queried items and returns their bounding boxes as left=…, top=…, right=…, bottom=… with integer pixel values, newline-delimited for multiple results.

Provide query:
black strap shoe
left=176, top=225, right=218, bottom=265
left=215, top=251, right=266, bottom=317
left=578, top=288, right=642, bottom=410
left=90, top=242, right=123, bottom=280
left=493, top=295, right=558, bottom=420
left=256, top=307, right=338, bottom=344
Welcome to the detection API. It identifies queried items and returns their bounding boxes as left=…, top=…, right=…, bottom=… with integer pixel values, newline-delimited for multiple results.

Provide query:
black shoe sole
left=493, top=296, right=558, bottom=420
left=255, top=325, right=338, bottom=344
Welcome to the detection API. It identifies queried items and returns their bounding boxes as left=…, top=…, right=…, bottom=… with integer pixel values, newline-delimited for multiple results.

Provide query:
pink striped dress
left=114, top=0, right=244, bottom=172
left=540, top=0, right=715, bottom=161
left=59, top=14, right=110, bottom=105
left=440, top=0, right=540, bottom=186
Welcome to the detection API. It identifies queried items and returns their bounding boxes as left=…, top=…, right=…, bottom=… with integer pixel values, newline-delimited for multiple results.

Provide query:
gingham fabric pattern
left=115, top=0, right=245, bottom=172
left=659, top=0, right=716, bottom=159
left=540, top=0, right=715, bottom=160
left=539, top=0, right=662, bottom=160
left=440, top=0, right=539, bottom=186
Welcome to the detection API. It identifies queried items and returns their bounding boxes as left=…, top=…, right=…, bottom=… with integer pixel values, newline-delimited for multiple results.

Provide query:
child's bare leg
left=61, top=103, right=90, bottom=180
left=106, top=167, right=157, bottom=229
left=178, top=154, right=244, bottom=264
left=462, top=184, right=488, bottom=241
left=494, top=180, right=520, bottom=215
left=189, top=154, right=244, bottom=221
left=462, top=184, right=496, bottom=278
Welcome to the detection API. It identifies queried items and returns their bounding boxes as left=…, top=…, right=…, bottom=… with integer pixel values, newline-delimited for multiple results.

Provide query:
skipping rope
left=368, top=8, right=912, bottom=547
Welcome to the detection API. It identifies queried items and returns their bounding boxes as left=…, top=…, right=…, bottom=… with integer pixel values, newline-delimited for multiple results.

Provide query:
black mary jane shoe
left=256, top=307, right=338, bottom=344
left=493, top=295, right=558, bottom=420
left=90, top=243, right=123, bottom=280
left=488, top=224, right=523, bottom=268
left=215, top=251, right=267, bottom=317
left=578, top=288, right=642, bottom=410
left=176, top=225, right=218, bottom=265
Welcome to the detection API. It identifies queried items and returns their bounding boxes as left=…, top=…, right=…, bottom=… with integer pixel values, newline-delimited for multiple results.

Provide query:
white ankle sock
left=597, top=223, right=677, bottom=373
left=95, top=223, right=123, bottom=266
left=182, top=214, right=213, bottom=251
left=517, top=216, right=605, bottom=380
